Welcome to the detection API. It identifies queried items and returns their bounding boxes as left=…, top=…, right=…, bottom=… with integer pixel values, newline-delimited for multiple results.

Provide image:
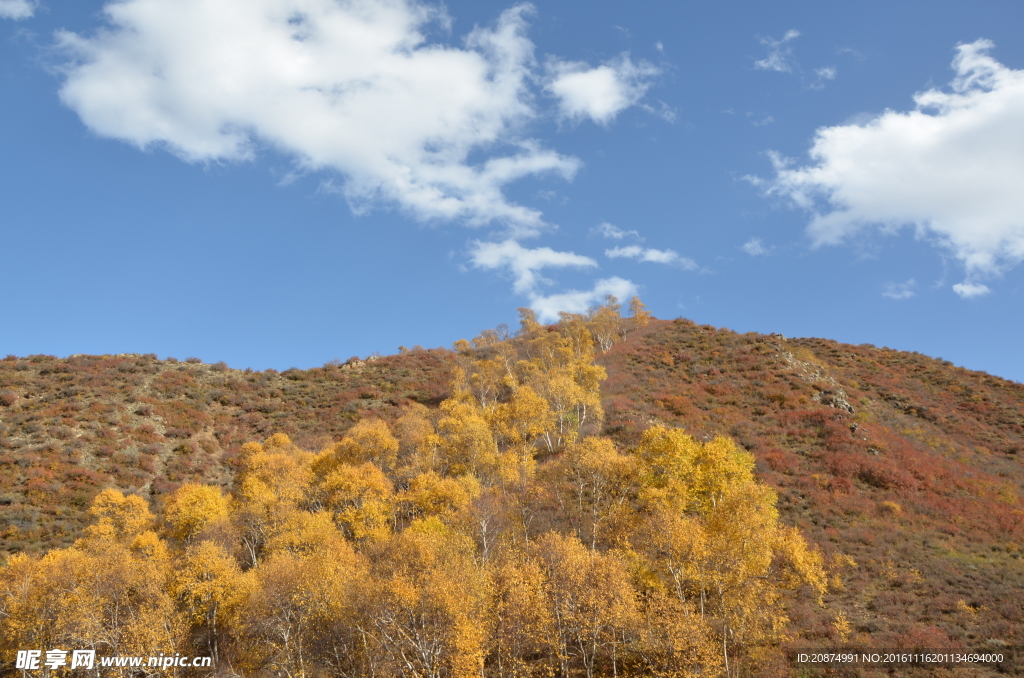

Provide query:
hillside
left=1, top=317, right=1022, bottom=665
left=598, top=320, right=1023, bottom=659
left=0, top=350, right=454, bottom=553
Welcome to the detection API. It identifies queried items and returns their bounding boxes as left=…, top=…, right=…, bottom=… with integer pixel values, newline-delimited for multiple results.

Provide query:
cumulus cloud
left=0, top=0, right=35, bottom=19
left=54, top=0, right=615, bottom=234
left=754, top=29, right=800, bottom=73
left=54, top=0, right=667, bottom=319
left=882, top=279, right=916, bottom=300
left=469, top=239, right=596, bottom=294
left=592, top=221, right=640, bottom=240
left=605, top=245, right=697, bottom=268
left=546, top=54, right=659, bottom=124
left=530, top=277, right=638, bottom=322
left=762, top=40, right=1024, bottom=297
left=951, top=281, right=991, bottom=299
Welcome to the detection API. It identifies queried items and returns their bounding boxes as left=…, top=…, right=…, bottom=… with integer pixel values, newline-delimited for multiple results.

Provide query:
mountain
left=1, top=317, right=1021, bottom=659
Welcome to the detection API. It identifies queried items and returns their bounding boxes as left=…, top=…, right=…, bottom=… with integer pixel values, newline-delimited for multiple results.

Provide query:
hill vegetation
left=1, top=304, right=828, bottom=676
left=0, top=299, right=1021, bottom=676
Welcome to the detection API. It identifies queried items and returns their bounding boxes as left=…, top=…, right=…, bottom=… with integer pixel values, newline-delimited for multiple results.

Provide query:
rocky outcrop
left=774, top=341, right=855, bottom=413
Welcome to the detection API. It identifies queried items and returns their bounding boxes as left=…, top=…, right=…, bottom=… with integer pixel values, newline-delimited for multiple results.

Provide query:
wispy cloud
left=470, top=239, right=596, bottom=294
left=606, top=245, right=697, bottom=269
left=754, top=29, right=800, bottom=73
left=809, top=66, right=837, bottom=90
left=592, top=222, right=641, bottom=240
left=742, top=238, right=771, bottom=256
left=837, top=47, right=865, bottom=62
left=759, top=40, right=1024, bottom=298
left=754, top=30, right=837, bottom=89
left=0, top=0, right=35, bottom=19
left=882, top=279, right=916, bottom=300
left=470, top=239, right=640, bottom=321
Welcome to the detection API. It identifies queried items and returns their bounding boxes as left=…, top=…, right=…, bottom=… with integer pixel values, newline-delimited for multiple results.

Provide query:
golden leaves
left=320, top=462, right=395, bottom=541
left=162, top=483, right=231, bottom=543
left=81, top=488, right=154, bottom=545
left=326, top=417, right=400, bottom=471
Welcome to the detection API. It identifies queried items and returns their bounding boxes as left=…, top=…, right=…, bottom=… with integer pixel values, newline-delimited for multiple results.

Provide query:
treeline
left=0, top=300, right=827, bottom=677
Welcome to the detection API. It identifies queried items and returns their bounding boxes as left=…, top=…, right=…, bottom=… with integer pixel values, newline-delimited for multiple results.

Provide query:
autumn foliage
left=3, top=296, right=1022, bottom=674
left=0, top=301, right=826, bottom=677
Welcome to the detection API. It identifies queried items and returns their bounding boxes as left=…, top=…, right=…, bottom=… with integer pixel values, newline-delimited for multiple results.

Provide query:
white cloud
left=742, top=238, right=770, bottom=256
left=54, top=0, right=669, bottom=310
left=55, top=0, right=605, bottom=235
left=763, top=40, right=1024, bottom=296
left=470, top=239, right=638, bottom=320
left=0, top=0, right=35, bottom=19
left=469, top=239, right=596, bottom=294
left=809, top=66, right=837, bottom=90
left=952, top=281, right=991, bottom=299
left=530, top=277, right=638, bottom=321
left=546, top=54, right=659, bottom=125
left=606, top=245, right=697, bottom=268
left=592, top=221, right=640, bottom=240
left=754, top=29, right=800, bottom=73
left=882, top=279, right=916, bottom=300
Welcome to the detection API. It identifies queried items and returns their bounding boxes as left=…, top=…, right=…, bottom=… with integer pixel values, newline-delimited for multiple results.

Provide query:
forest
left=1, top=303, right=830, bottom=677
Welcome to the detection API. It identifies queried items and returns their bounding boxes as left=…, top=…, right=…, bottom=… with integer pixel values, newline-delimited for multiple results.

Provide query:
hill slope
left=1, top=318, right=1021, bottom=656
left=0, top=350, right=454, bottom=552
left=598, top=319, right=1023, bottom=654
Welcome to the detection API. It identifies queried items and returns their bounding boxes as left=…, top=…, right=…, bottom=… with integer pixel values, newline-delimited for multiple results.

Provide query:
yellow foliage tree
left=81, top=488, right=155, bottom=545
left=362, top=519, right=489, bottom=678
left=172, top=540, right=247, bottom=663
left=433, top=396, right=499, bottom=478
left=534, top=532, right=640, bottom=678
left=320, top=462, right=395, bottom=542
left=588, top=295, right=623, bottom=353
left=489, top=548, right=555, bottom=678
left=321, top=418, right=400, bottom=472
left=550, top=436, right=639, bottom=548
left=627, top=295, right=652, bottom=332
left=163, top=483, right=231, bottom=544
left=232, top=436, right=316, bottom=565
left=401, top=471, right=478, bottom=520
left=0, top=492, right=184, bottom=663
left=236, top=536, right=365, bottom=677
left=635, top=426, right=826, bottom=675
left=486, top=384, right=554, bottom=450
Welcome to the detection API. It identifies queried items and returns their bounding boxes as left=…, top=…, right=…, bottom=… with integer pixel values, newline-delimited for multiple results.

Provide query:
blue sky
left=2, top=0, right=1023, bottom=382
